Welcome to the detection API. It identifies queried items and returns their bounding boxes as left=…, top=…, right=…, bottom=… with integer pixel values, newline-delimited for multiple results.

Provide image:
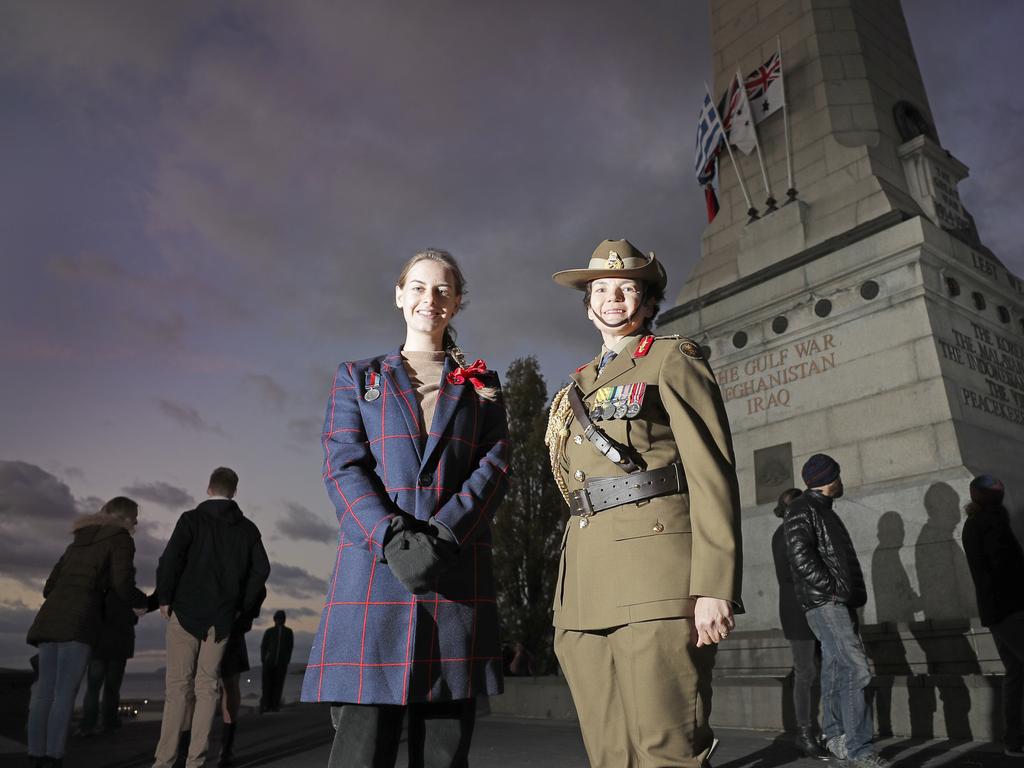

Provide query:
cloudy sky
left=1, top=1, right=1022, bottom=671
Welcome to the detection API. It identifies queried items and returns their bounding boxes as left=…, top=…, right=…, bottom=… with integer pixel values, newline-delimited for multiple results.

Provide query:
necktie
left=598, top=350, right=617, bottom=375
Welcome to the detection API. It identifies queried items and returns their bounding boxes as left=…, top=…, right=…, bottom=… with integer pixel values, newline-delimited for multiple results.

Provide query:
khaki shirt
left=550, top=334, right=743, bottom=630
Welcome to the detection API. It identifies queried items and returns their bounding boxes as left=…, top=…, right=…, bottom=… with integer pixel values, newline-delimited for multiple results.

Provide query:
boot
left=796, top=726, right=830, bottom=760
left=218, top=722, right=236, bottom=767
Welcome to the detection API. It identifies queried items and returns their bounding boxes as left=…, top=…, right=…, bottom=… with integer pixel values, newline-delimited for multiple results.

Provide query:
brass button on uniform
left=652, top=521, right=664, bottom=533
left=573, top=434, right=584, bottom=445
left=574, top=470, right=586, bottom=482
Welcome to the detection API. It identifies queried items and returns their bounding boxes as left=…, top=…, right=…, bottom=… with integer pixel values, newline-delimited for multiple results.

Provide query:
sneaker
left=825, top=734, right=847, bottom=760
left=844, top=753, right=891, bottom=768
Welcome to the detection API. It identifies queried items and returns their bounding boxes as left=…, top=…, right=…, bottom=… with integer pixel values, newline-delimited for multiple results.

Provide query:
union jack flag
left=744, top=51, right=784, bottom=124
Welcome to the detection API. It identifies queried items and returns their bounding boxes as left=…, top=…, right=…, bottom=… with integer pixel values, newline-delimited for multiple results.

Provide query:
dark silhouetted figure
left=771, top=488, right=828, bottom=760
left=961, top=474, right=1024, bottom=758
left=78, top=591, right=141, bottom=736
left=260, top=610, right=293, bottom=713
left=218, top=588, right=264, bottom=767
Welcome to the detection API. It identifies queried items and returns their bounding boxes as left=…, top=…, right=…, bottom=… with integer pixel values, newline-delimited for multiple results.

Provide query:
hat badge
left=606, top=251, right=624, bottom=269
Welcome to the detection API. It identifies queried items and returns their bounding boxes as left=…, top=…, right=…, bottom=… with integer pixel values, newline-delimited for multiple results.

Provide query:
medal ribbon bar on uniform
left=590, top=383, right=646, bottom=421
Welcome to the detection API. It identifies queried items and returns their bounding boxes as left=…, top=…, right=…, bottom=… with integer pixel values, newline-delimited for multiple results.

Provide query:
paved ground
left=1, top=705, right=1010, bottom=767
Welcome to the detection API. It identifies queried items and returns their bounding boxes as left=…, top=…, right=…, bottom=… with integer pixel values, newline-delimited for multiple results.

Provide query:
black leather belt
left=568, top=463, right=687, bottom=518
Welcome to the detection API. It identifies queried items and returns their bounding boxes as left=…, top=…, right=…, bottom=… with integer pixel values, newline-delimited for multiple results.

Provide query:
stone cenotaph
left=657, top=0, right=1024, bottom=738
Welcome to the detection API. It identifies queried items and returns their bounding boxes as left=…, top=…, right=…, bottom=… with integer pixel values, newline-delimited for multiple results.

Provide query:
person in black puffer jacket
left=26, top=496, right=149, bottom=768
left=783, top=454, right=888, bottom=768
left=961, top=474, right=1024, bottom=758
left=771, top=488, right=828, bottom=760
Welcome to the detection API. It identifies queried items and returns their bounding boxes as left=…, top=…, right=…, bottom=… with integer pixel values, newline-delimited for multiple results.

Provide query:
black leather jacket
left=783, top=490, right=866, bottom=611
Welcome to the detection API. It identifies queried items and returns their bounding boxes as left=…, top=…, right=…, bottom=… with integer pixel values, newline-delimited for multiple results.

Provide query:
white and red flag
left=723, top=73, right=757, bottom=155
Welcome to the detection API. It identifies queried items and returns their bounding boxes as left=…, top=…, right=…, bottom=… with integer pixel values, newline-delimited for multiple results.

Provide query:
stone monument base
left=490, top=621, right=1004, bottom=740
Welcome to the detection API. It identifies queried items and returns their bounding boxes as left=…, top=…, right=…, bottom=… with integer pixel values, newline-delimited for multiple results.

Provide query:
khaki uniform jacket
left=550, top=334, right=743, bottom=630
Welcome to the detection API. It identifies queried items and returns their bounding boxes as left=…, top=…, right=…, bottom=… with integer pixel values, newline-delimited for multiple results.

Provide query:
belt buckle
left=574, top=488, right=593, bottom=528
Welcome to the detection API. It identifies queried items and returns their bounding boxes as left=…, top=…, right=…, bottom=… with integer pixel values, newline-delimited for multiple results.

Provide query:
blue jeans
left=27, top=641, right=91, bottom=758
left=805, top=604, right=874, bottom=759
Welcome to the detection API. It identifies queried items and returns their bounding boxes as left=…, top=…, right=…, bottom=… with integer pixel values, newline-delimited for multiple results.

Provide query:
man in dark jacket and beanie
left=785, top=454, right=888, bottom=768
left=772, top=488, right=829, bottom=760
left=152, top=467, right=271, bottom=768
left=962, top=474, right=1024, bottom=758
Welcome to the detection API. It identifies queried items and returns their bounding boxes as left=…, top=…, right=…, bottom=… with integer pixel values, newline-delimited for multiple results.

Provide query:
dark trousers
left=80, top=657, right=128, bottom=731
left=261, top=664, right=288, bottom=711
left=328, top=699, right=476, bottom=768
left=790, top=638, right=820, bottom=730
left=992, top=610, right=1024, bottom=749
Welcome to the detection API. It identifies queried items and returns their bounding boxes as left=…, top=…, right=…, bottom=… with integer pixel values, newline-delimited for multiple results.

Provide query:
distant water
left=118, top=666, right=305, bottom=705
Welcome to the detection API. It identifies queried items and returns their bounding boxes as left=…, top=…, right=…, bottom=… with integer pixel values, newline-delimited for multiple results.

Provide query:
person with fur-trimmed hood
left=26, top=496, right=149, bottom=768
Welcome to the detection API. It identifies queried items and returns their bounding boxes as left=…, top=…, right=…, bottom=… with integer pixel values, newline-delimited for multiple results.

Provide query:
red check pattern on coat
left=302, top=348, right=510, bottom=705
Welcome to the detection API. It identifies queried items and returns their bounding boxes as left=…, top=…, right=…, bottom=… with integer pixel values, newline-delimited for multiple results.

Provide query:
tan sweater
left=401, top=349, right=447, bottom=444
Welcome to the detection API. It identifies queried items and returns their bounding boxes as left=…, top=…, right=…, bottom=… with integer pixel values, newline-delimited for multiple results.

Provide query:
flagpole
left=778, top=36, right=797, bottom=203
left=705, top=80, right=758, bottom=222
left=738, top=66, right=776, bottom=213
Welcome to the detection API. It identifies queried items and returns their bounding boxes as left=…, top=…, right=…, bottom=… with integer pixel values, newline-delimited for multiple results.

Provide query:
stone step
left=490, top=667, right=1006, bottom=740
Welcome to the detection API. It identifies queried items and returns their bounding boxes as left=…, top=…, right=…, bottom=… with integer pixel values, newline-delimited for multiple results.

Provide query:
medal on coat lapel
left=364, top=371, right=381, bottom=401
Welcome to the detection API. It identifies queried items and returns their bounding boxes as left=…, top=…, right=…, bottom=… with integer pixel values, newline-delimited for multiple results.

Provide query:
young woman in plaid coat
left=302, top=249, right=510, bottom=767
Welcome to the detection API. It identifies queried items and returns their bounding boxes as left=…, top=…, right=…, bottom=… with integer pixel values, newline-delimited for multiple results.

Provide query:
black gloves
left=384, top=514, right=460, bottom=595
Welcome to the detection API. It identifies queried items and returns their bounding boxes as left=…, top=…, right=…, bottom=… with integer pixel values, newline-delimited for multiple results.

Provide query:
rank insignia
left=633, top=335, right=655, bottom=358
left=364, top=371, right=381, bottom=401
left=679, top=340, right=703, bottom=360
left=606, top=250, right=624, bottom=269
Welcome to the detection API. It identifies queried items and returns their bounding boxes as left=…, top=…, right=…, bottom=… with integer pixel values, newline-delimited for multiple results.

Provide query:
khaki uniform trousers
left=555, top=618, right=716, bottom=768
left=153, top=614, right=227, bottom=768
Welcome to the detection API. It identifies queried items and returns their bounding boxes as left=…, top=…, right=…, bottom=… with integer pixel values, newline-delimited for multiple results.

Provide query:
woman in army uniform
left=547, top=239, right=743, bottom=768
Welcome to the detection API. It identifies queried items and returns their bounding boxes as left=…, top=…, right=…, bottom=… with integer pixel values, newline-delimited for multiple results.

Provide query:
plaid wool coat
left=301, top=347, right=510, bottom=705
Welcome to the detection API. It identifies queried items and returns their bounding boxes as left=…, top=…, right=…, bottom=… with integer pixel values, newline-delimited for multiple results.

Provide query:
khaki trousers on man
left=153, top=614, right=227, bottom=768
left=555, top=618, right=717, bottom=768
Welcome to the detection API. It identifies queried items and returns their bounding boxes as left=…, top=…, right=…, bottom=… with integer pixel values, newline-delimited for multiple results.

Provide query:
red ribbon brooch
left=446, top=359, right=489, bottom=389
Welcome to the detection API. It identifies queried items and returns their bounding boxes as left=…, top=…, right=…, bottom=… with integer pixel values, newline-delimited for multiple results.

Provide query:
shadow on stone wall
left=910, top=482, right=980, bottom=739
left=868, top=510, right=931, bottom=737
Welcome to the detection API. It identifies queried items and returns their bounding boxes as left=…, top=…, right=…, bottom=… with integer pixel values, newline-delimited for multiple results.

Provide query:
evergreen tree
left=492, top=356, right=566, bottom=673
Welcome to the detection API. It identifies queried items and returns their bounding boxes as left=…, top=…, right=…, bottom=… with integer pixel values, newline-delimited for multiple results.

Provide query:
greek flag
left=694, top=93, right=724, bottom=180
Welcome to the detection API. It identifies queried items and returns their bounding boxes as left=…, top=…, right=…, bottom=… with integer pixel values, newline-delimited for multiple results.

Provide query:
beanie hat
left=969, top=474, right=1005, bottom=507
left=802, top=453, right=841, bottom=488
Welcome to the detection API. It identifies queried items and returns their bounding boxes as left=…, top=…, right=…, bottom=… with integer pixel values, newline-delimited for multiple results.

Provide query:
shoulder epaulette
left=634, top=334, right=703, bottom=360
